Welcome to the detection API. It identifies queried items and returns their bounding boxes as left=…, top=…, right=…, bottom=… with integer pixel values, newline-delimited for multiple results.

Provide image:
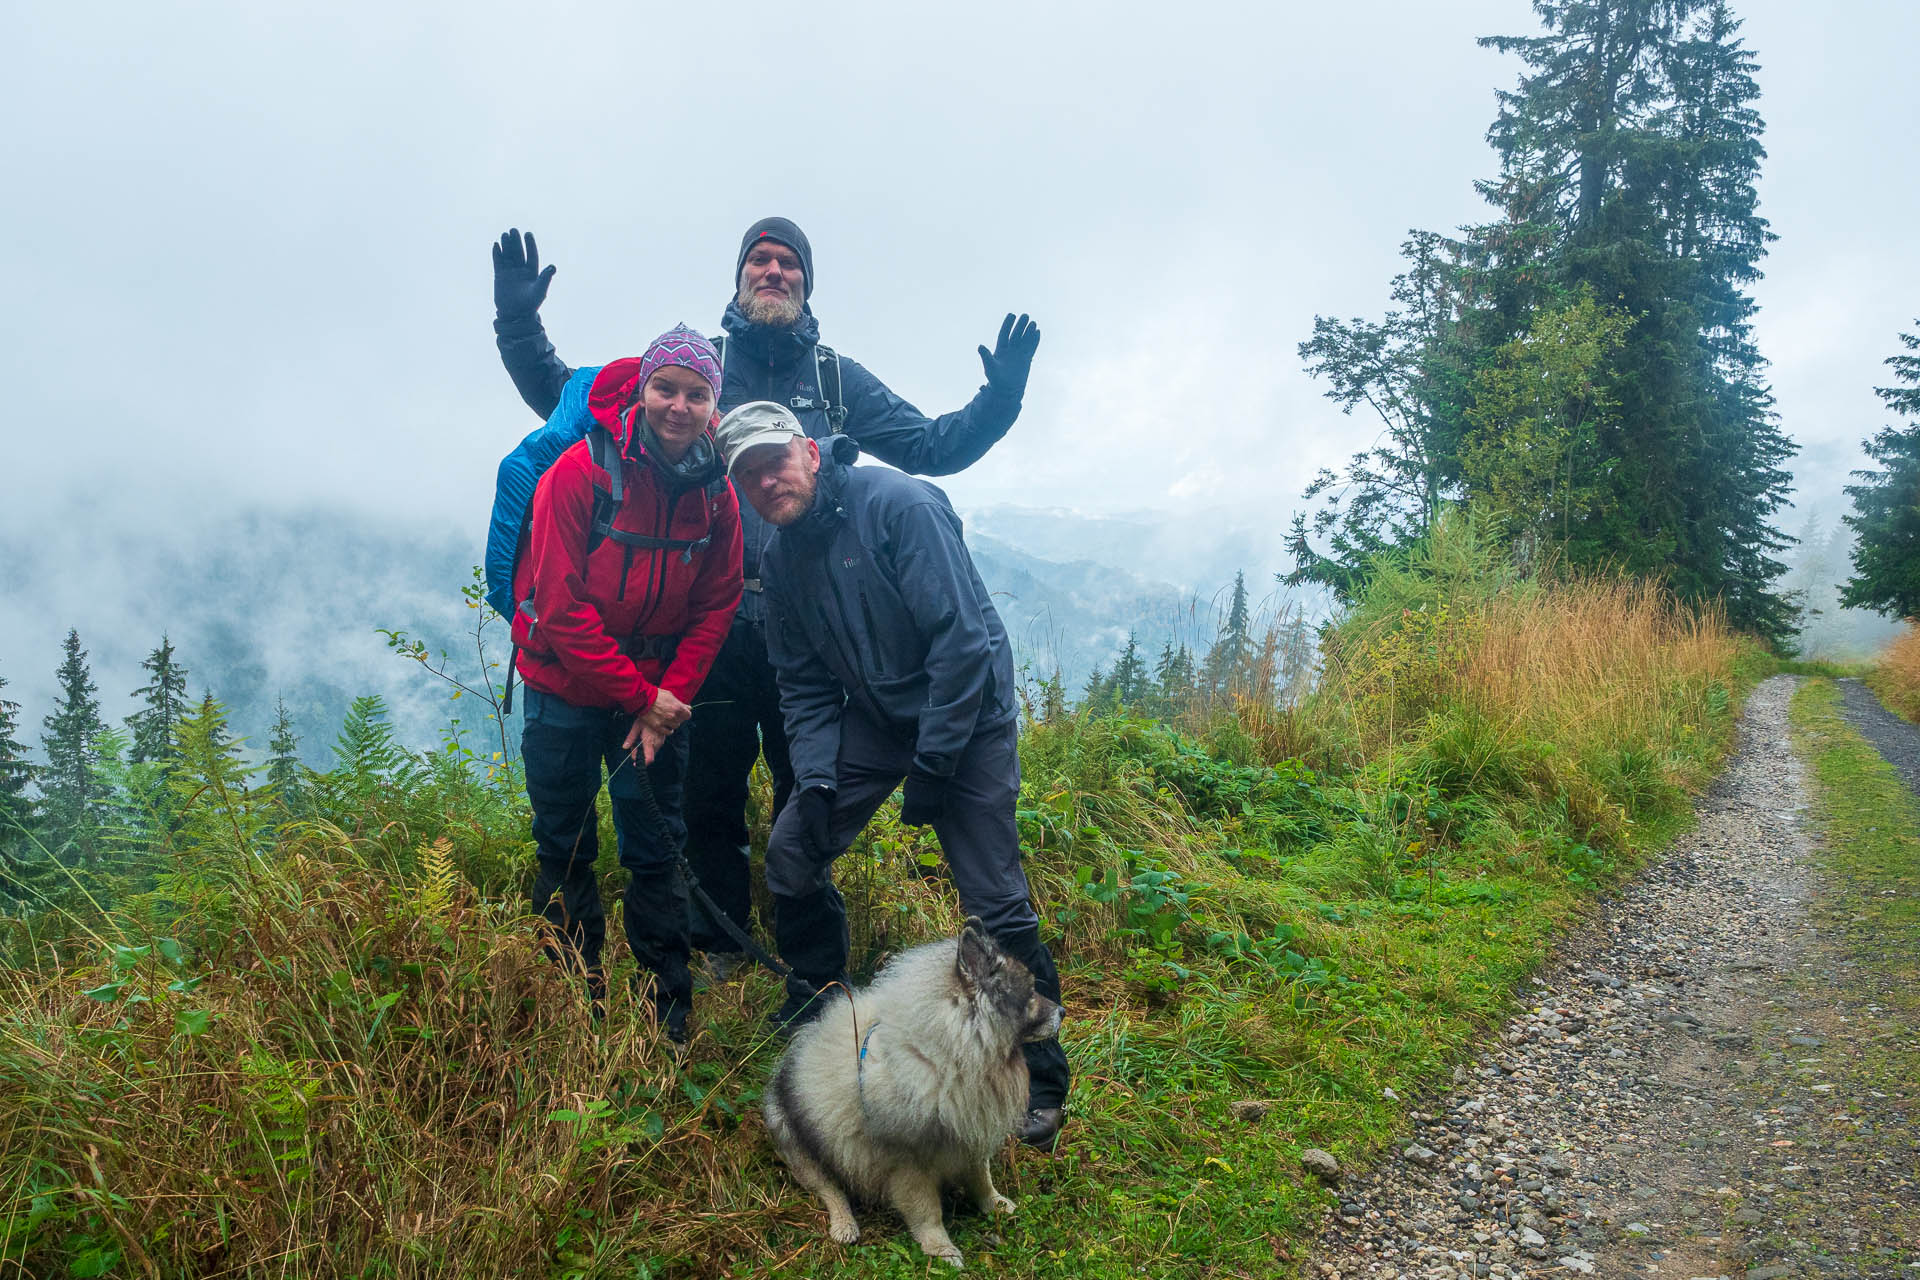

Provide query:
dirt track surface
left=1836, top=679, right=1920, bottom=799
left=1304, top=676, right=1920, bottom=1280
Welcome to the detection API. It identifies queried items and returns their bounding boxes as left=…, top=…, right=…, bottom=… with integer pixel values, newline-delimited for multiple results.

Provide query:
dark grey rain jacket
left=761, top=455, right=1017, bottom=792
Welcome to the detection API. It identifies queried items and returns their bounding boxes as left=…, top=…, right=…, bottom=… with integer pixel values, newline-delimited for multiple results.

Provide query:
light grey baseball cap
left=716, top=401, right=807, bottom=474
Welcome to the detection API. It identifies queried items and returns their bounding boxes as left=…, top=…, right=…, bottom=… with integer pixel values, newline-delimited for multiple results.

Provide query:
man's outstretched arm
left=839, top=313, right=1041, bottom=476
left=492, top=228, right=572, bottom=420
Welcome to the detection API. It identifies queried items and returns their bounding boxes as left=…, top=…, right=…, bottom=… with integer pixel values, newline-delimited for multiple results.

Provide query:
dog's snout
left=1025, top=995, right=1064, bottom=1043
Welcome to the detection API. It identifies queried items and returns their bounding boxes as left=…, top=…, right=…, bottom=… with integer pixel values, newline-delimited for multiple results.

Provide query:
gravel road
left=1835, top=679, right=1920, bottom=798
left=1303, top=675, right=1920, bottom=1280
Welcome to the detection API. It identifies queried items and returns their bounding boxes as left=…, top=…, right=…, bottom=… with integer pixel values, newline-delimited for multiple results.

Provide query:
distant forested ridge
left=0, top=500, right=1293, bottom=770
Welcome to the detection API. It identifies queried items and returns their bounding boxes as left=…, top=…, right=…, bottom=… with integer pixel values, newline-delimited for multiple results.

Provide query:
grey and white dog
left=762, top=917, right=1065, bottom=1268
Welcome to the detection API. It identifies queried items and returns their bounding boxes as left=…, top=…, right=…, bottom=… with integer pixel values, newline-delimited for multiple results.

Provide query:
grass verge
left=1775, top=678, right=1920, bottom=1258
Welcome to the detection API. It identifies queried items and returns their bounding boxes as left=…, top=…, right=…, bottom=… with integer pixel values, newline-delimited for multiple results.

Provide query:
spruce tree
left=0, top=666, right=40, bottom=903
left=1842, top=322, right=1920, bottom=618
left=0, top=667, right=33, bottom=838
left=1036, top=669, right=1068, bottom=725
left=127, top=636, right=190, bottom=766
left=1276, top=613, right=1318, bottom=707
left=87, top=723, right=151, bottom=872
left=1149, top=640, right=1179, bottom=719
left=265, top=696, right=305, bottom=808
left=1078, top=666, right=1109, bottom=712
left=40, top=630, right=107, bottom=865
left=1202, top=573, right=1254, bottom=703
left=1661, top=1, right=1794, bottom=636
left=1153, top=643, right=1198, bottom=720
left=1465, top=0, right=1794, bottom=636
left=1109, top=633, right=1149, bottom=711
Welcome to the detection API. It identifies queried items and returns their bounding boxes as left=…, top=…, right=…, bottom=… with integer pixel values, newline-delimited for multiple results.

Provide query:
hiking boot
left=693, top=950, right=745, bottom=989
left=1018, top=1107, right=1064, bottom=1150
left=764, top=983, right=840, bottom=1037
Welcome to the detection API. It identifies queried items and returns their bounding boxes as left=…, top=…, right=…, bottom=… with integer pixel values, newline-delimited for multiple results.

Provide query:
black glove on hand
left=977, top=312, right=1041, bottom=400
left=492, top=227, right=556, bottom=318
left=797, top=785, right=836, bottom=861
left=899, top=770, right=950, bottom=827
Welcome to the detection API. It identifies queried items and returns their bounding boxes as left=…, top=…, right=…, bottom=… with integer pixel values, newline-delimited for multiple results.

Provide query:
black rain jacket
left=496, top=301, right=1023, bottom=623
left=760, top=456, right=1017, bottom=792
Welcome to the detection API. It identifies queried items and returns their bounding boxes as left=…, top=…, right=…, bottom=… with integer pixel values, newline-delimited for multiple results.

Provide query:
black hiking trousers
left=763, top=713, right=1071, bottom=1110
left=682, top=617, right=794, bottom=956
left=520, top=688, right=693, bottom=1031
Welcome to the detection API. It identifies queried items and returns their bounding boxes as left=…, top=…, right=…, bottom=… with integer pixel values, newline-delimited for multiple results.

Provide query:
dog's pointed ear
left=956, top=917, right=997, bottom=990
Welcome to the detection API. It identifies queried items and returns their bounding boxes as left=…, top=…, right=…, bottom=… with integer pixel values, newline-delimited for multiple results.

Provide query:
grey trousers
left=764, top=713, right=1038, bottom=938
left=764, top=712, right=1070, bottom=1108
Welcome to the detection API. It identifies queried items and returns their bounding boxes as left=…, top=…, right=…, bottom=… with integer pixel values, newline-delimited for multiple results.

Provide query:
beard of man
left=737, top=277, right=805, bottom=328
left=760, top=443, right=822, bottom=527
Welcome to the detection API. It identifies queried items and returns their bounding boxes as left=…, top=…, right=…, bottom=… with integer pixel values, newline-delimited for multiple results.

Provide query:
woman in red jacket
left=511, top=324, right=743, bottom=1042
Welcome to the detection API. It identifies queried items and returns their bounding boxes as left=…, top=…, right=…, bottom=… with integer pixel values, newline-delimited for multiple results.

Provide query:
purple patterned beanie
left=636, top=323, right=724, bottom=399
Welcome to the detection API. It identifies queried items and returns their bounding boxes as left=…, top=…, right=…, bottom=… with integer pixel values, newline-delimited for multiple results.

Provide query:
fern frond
left=416, top=837, right=459, bottom=919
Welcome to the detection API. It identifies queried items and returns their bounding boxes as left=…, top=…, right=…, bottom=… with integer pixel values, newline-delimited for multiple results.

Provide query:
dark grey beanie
left=736, top=217, right=814, bottom=300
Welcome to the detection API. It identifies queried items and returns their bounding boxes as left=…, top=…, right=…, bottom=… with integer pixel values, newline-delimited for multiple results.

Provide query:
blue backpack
left=486, top=337, right=850, bottom=621
left=484, top=365, right=607, bottom=620
left=487, top=364, right=744, bottom=714
left=483, top=364, right=729, bottom=619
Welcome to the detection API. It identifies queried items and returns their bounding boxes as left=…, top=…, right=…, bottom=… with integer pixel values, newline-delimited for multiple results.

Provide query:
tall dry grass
left=1456, top=579, right=1734, bottom=768
left=0, top=834, right=804, bottom=1277
left=1867, top=622, right=1920, bottom=722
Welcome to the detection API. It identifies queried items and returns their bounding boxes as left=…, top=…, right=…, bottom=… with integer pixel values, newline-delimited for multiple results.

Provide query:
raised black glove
left=797, top=785, right=835, bottom=861
left=492, top=227, right=556, bottom=318
left=977, top=312, right=1041, bottom=400
left=899, top=770, right=950, bottom=827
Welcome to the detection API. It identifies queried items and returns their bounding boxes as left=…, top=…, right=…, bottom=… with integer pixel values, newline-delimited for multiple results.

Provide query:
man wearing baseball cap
left=511, top=325, right=742, bottom=1045
left=490, top=219, right=1041, bottom=983
left=714, top=400, right=1070, bottom=1150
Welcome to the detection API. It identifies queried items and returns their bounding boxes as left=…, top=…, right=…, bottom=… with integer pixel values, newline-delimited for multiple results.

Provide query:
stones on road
left=1304, top=677, right=1920, bottom=1278
left=1302, top=1148, right=1343, bottom=1182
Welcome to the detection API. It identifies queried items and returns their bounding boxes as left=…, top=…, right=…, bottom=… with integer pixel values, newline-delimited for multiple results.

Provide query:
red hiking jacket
left=510, top=359, right=743, bottom=715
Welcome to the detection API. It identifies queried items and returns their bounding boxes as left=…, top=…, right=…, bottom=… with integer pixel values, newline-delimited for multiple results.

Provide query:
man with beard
left=491, top=219, right=1041, bottom=981
left=713, top=400, right=1070, bottom=1150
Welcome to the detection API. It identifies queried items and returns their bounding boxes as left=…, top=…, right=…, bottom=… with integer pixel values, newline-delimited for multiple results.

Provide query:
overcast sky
left=3, top=0, right=1915, bottom=555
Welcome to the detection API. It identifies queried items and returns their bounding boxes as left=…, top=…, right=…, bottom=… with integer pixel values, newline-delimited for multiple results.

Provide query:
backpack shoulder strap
left=813, top=343, right=848, bottom=434
left=586, top=425, right=622, bottom=554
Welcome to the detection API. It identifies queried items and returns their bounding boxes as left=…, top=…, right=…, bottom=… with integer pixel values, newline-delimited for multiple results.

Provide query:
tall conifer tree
left=265, top=696, right=305, bottom=808
left=1109, top=633, right=1149, bottom=711
left=127, top=636, right=190, bottom=766
left=1460, top=0, right=1794, bottom=635
left=1660, top=0, right=1794, bottom=635
left=1203, top=573, right=1254, bottom=703
left=0, top=666, right=50, bottom=912
left=0, top=666, right=36, bottom=850
left=1842, top=323, right=1920, bottom=618
left=1153, top=642, right=1196, bottom=720
left=40, top=630, right=107, bottom=865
